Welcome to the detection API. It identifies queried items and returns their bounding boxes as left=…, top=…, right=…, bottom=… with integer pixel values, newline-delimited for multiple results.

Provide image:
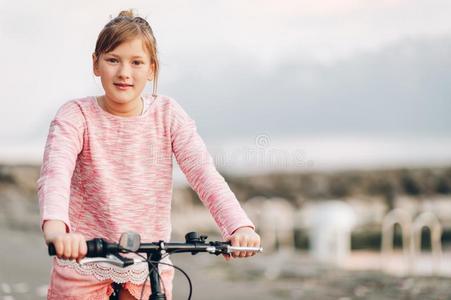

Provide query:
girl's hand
left=43, top=220, right=87, bottom=263
left=227, top=226, right=261, bottom=259
left=47, top=232, right=88, bottom=263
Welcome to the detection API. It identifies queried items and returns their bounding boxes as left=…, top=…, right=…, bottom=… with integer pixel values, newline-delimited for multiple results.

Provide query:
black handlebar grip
left=86, top=238, right=106, bottom=257
left=48, top=243, right=56, bottom=256
left=47, top=238, right=109, bottom=257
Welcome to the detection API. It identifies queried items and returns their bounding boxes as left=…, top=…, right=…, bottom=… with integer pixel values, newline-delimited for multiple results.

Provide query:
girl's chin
left=106, top=93, right=136, bottom=104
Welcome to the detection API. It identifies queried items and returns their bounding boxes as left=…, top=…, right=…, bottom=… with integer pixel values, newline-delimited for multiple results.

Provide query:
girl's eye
left=105, top=58, right=143, bottom=65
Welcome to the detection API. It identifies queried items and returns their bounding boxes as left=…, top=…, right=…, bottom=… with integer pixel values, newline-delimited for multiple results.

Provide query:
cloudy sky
left=2, top=0, right=451, bottom=170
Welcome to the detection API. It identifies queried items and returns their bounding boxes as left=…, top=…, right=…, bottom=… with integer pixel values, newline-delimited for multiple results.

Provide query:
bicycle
left=48, top=231, right=263, bottom=300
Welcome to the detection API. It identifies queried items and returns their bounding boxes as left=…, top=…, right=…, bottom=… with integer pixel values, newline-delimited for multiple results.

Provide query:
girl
left=37, top=9, right=260, bottom=300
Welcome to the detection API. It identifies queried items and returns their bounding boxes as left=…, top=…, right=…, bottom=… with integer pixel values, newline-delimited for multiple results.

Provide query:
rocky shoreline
left=1, top=163, right=450, bottom=232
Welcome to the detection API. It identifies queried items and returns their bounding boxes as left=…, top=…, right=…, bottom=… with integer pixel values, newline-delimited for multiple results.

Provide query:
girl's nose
left=117, top=63, right=132, bottom=78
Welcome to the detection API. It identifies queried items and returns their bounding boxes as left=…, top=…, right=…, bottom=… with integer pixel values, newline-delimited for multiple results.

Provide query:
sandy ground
left=1, top=228, right=451, bottom=300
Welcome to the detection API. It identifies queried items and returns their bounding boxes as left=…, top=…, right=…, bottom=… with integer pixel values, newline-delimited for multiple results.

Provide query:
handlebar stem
left=148, top=246, right=166, bottom=300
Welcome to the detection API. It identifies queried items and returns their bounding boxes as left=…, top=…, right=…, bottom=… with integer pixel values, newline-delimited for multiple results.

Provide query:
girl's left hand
left=227, top=226, right=261, bottom=259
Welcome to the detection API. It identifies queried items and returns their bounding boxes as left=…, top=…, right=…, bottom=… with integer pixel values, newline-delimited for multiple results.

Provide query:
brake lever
left=208, top=241, right=263, bottom=255
left=78, top=253, right=141, bottom=267
left=227, top=246, right=264, bottom=253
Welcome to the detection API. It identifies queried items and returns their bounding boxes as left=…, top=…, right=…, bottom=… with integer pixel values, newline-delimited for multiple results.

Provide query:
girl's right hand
left=43, top=220, right=87, bottom=263
left=47, top=232, right=88, bottom=263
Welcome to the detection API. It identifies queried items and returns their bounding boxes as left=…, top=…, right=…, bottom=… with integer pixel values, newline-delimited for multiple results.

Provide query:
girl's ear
left=92, top=53, right=100, bottom=76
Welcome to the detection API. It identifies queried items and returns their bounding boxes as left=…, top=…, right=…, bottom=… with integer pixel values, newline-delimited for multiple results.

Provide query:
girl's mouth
left=114, top=83, right=133, bottom=90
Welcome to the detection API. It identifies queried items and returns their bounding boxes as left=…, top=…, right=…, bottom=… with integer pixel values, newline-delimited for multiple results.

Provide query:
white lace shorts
left=47, top=258, right=174, bottom=300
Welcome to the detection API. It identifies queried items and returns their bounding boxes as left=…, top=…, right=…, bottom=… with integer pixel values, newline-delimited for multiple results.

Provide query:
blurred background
left=1, top=0, right=451, bottom=299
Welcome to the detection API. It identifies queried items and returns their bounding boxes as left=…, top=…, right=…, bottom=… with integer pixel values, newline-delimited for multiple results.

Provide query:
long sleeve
left=170, top=99, right=255, bottom=240
left=36, top=101, right=85, bottom=232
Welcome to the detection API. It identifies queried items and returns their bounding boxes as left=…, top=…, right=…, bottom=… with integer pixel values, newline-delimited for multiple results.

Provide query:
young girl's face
left=93, top=38, right=154, bottom=106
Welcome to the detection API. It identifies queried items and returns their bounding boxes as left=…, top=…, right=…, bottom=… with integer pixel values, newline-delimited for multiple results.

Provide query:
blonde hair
left=93, top=9, right=159, bottom=96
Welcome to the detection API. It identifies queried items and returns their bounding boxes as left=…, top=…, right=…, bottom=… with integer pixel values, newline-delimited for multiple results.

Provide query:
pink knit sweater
left=37, top=94, right=254, bottom=282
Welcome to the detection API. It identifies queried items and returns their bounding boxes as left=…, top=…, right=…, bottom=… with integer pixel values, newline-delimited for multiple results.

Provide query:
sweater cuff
left=40, top=216, right=71, bottom=233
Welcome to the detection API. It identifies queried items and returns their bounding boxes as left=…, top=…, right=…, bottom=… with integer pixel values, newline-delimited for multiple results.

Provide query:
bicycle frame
left=108, top=250, right=164, bottom=300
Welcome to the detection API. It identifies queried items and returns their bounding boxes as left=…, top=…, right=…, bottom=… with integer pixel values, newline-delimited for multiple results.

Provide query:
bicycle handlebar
left=47, top=232, right=263, bottom=300
left=48, top=231, right=263, bottom=259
